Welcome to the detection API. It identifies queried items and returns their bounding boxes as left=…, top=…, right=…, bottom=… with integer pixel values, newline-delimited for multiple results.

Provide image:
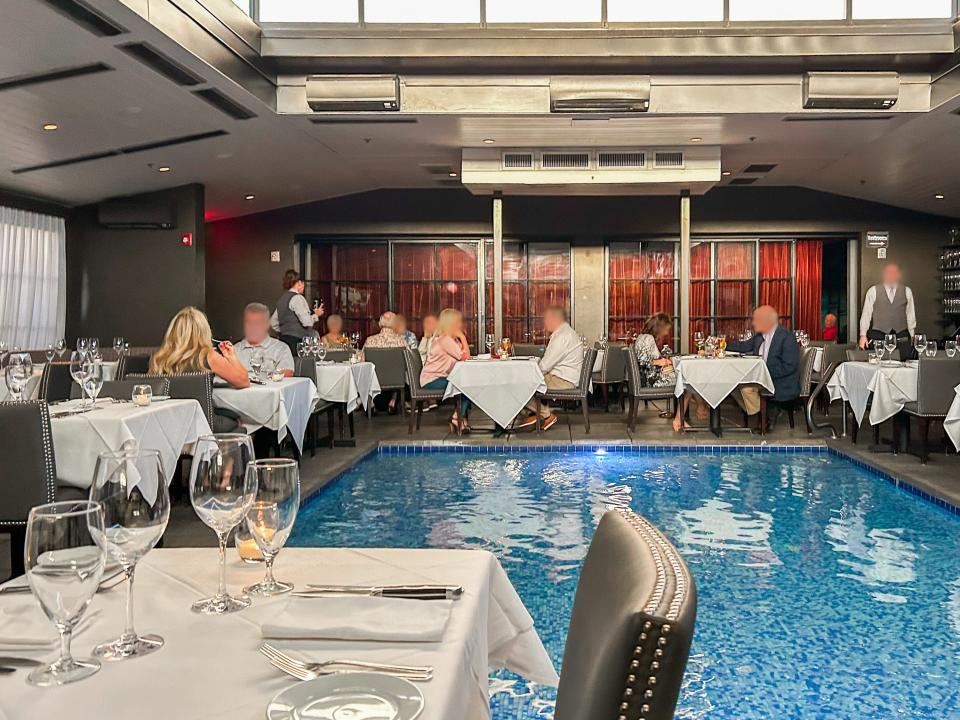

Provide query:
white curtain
left=0, top=206, right=67, bottom=349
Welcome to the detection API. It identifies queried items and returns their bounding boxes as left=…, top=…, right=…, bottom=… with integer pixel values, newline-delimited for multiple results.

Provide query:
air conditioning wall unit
left=306, top=75, right=400, bottom=112
left=550, top=75, right=651, bottom=113
left=802, top=72, right=899, bottom=110
left=97, top=198, right=176, bottom=229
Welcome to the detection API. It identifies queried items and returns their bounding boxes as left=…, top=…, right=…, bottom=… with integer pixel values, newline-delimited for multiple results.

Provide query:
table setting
left=671, top=350, right=774, bottom=409
left=0, top=437, right=556, bottom=720
left=314, top=360, right=381, bottom=414
left=0, top=336, right=122, bottom=402
left=827, top=359, right=919, bottom=426
left=213, top=376, right=318, bottom=452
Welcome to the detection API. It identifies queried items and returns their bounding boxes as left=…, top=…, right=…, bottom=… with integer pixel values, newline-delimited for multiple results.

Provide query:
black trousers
left=280, top=334, right=304, bottom=357
left=866, top=328, right=916, bottom=360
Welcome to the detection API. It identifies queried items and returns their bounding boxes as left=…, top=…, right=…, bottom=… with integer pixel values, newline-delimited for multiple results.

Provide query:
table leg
left=333, top=403, right=357, bottom=447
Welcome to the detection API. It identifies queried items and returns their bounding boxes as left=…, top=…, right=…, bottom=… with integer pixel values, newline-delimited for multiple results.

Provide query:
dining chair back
left=126, top=372, right=222, bottom=429
left=845, top=349, right=869, bottom=362
left=822, top=343, right=854, bottom=368
left=901, top=357, right=960, bottom=462
left=536, top=347, right=597, bottom=433
left=363, top=348, right=406, bottom=389
left=118, top=353, right=152, bottom=379
left=69, top=378, right=169, bottom=401
left=0, top=400, right=58, bottom=577
left=555, top=509, right=697, bottom=720
left=402, top=349, right=447, bottom=434
left=294, top=357, right=336, bottom=456
left=322, top=349, right=353, bottom=364
left=514, top=344, right=545, bottom=358
left=294, top=357, right=318, bottom=385
left=40, top=361, right=75, bottom=402
left=622, top=347, right=675, bottom=432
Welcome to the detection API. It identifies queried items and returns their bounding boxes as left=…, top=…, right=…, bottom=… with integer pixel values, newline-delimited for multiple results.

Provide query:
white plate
left=266, top=672, right=424, bottom=720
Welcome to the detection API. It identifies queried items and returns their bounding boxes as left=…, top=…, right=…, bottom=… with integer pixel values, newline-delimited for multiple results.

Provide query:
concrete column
left=572, top=243, right=605, bottom=341
left=679, top=190, right=691, bottom=353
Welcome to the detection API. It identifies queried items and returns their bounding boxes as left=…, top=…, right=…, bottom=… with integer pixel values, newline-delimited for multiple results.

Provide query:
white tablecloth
left=944, top=384, right=960, bottom=451
left=315, top=361, right=381, bottom=414
left=0, top=548, right=557, bottom=720
left=445, top=359, right=547, bottom=427
left=672, top=355, right=775, bottom=408
left=213, top=378, right=317, bottom=452
left=827, top=361, right=918, bottom=425
left=0, top=361, right=118, bottom=402
left=50, top=398, right=211, bottom=501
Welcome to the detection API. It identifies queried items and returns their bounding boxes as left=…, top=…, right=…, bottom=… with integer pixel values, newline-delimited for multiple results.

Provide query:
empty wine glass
left=89, top=338, right=100, bottom=355
left=55, top=338, right=66, bottom=359
left=0, top=339, right=7, bottom=365
left=349, top=330, right=361, bottom=349
left=69, top=351, right=89, bottom=406
left=88, top=448, right=169, bottom=660
left=875, top=344, right=886, bottom=362
left=4, top=353, right=33, bottom=401
left=695, top=330, right=705, bottom=351
left=83, top=358, right=104, bottom=404
left=297, top=341, right=305, bottom=358
left=45, top=344, right=57, bottom=363
left=925, top=343, right=938, bottom=358
left=485, top=333, right=495, bottom=355
left=25, top=501, right=106, bottom=687
left=317, top=344, right=327, bottom=363
left=884, top=333, right=897, bottom=356
left=243, top=459, right=300, bottom=596
left=113, top=337, right=124, bottom=356
left=914, top=333, right=927, bottom=356
left=189, top=434, right=258, bottom=614
left=76, top=338, right=89, bottom=355
left=249, top=351, right=264, bottom=380
left=947, top=340, right=957, bottom=358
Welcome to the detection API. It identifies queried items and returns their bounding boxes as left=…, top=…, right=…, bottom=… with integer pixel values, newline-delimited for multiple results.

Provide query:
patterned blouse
left=362, top=328, right=407, bottom=349
left=634, top=333, right=674, bottom=388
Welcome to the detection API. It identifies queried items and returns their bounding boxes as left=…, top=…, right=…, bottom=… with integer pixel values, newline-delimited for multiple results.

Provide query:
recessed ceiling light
left=721, top=171, right=732, bottom=176
left=690, top=137, right=702, bottom=143
left=244, top=194, right=255, bottom=201
left=158, top=166, right=171, bottom=173
left=42, top=123, right=58, bottom=131
left=482, top=138, right=495, bottom=144
left=935, top=193, right=945, bottom=200
left=448, top=172, right=458, bottom=177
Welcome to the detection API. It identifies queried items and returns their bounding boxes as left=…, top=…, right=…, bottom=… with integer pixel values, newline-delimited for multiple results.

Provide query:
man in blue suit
left=726, top=305, right=800, bottom=428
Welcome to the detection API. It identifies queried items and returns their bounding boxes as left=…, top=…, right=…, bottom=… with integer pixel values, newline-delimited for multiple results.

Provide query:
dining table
left=945, top=383, right=960, bottom=452
left=826, top=360, right=918, bottom=426
left=314, top=360, right=380, bottom=414
left=444, top=357, right=547, bottom=428
left=0, top=547, right=558, bottom=720
left=213, top=377, right=317, bottom=452
left=672, top=354, right=775, bottom=409
left=49, top=397, right=211, bottom=501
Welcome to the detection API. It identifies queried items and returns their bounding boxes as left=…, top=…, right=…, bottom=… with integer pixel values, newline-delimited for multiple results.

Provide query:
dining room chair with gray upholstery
left=363, top=347, right=406, bottom=418
left=39, top=361, right=75, bottom=402
left=900, top=356, right=960, bottom=463
left=536, top=348, right=597, bottom=434
left=0, top=400, right=57, bottom=578
left=117, top=351, right=154, bottom=379
left=554, top=508, right=697, bottom=720
left=69, top=378, right=169, bottom=401
left=593, top=342, right=627, bottom=412
left=402, top=348, right=447, bottom=434
left=623, top=346, right=675, bottom=432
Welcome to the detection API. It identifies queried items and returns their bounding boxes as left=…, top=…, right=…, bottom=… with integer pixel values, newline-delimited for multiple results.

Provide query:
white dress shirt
left=539, top=322, right=584, bottom=385
left=858, top=284, right=916, bottom=337
left=760, top=327, right=777, bottom=362
left=235, top=336, right=295, bottom=373
left=270, top=293, right=316, bottom=333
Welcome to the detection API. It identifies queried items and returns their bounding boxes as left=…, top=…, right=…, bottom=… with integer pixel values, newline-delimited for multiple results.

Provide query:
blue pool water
left=289, top=449, right=960, bottom=719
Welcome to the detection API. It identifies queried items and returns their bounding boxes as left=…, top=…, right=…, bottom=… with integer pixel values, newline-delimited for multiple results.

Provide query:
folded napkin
left=0, top=605, right=100, bottom=651
left=260, top=596, right=452, bottom=642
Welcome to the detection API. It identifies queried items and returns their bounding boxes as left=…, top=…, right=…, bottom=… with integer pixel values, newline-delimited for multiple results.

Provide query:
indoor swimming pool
left=288, top=448, right=960, bottom=719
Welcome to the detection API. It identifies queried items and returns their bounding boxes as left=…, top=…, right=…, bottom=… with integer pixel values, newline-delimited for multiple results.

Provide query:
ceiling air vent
left=502, top=152, right=534, bottom=169
left=598, top=151, right=646, bottom=169
left=729, top=177, right=758, bottom=186
left=542, top=152, right=590, bottom=169
left=119, top=42, right=204, bottom=86
left=192, top=88, right=256, bottom=120
left=744, top=163, right=776, bottom=174
left=43, top=0, right=126, bottom=36
left=654, top=151, right=684, bottom=168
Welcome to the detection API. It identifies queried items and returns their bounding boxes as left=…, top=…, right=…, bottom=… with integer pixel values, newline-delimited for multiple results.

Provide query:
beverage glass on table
left=884, top=333, right=897, bottom=357
left=189, top=434, right=258, bottom=614
left=4, top=353, right=32, bottom=401
left=88, top=448, right=169, bottom=660
left=25, top=501, right=105, bottom=687
left=485, top=333, right=495, bottom=355
left=500, top=337, right=512, bottom=358
left=925, top=343, right=938, bottom=358
left=69, top=351, right=89, bottom=406
left=243, top=459, right=300, bottom=596
left=131, top=384, right=153, bottom=406
left=45, top=344, right=56, bottom=363
left=250, top=351, right=264, bottom=380
left=317, top=344, right=327, bottom=363
left=914, top=334, right=927, bottom=356
left=946, top=340, right=957, bottom=358
left=82, top=358, right=103, bottom=403
left=55, top=338, right=67, bottom=359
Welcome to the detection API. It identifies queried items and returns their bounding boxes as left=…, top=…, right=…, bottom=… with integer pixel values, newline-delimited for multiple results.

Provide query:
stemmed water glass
left=250, top=350, right=264, bottom=380
left=112, top=337, right=125, bottom=357
left=76, top=338, right=89, bottom=355
left=83, top=357, right=104, bottom=404
left=914, top=333, right=927, bottom=357
left=349, top=331, right=361, bottom=349
left=55, top=338, right=66, bottom=360
left=5, top=353, right=33, bottom=401
left=88, top=448, right=169, bottom=660
left=884, top=333, right=897, bottom=359
left=243, top=459, right=300, bottom=596
left=45, top=344, right=57, bottom=363
left=947, top=340, right=957, bottom=358
left=485, top=333, right=495, bottom=355
left=875, top=343, right=886, bottom=363
left=24, top=501, right=106, bottom=687
left=70, top=351, right=89, bottom=406
left=89, top=338, right=100, bottom=356
left=0, top=339, right=7, bottom=366
left=694, top=330, right=705, bottom=352
left=189, top=434, right=258, bottom=614
left=317, top=344, right=327, bottom=363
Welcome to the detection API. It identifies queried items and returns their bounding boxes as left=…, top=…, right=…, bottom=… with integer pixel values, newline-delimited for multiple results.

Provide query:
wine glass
left=485, top=333, right=495, bottom=355
left=249, top=351, right=264, bottom=380
left=914, top=333, right=927, bottom=357
left=297, top=341, right=305, bottom=358
left=55, top=338, right=66, bottom=359
left=350, top=331, right=361, bottom=349
left=946, top=340, right=957, bottom=358
left=875, top=343, right=886, bottom=362
left=113, top=337, right=124, bottom=357
left=69, top=351, right=89, bottom=406
left=45, top=344, right=57, bottom=363
left=189, top=434, right=258, bottom=614
left=243, top=459, right=300, bottom=596
left=317, top=344, right=327, bottom=363
left=83, top=358, right=104, bottom=404
left=0, top=339, right=7, bottom=365
left=5, top=353, right=33, bottom=401
left=76, top=338, right=89, bottom=355
left=24, top=501, right=106, bottom=687
left=89, top=338, right=100, bottom=355
left=694, top=330, right=705, bottom=352
left=88, top=448, right=169, bottom=660
left=925, top=343, right=938, bottom=358
left=884, top=333, right=897, bottom=357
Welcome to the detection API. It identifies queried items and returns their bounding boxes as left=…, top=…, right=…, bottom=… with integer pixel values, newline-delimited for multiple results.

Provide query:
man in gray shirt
left=236, top=303, right=295, bottom=376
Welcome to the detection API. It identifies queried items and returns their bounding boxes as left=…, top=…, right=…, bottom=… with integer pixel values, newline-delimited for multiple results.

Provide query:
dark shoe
left=516, top=414, right=539, bottom=430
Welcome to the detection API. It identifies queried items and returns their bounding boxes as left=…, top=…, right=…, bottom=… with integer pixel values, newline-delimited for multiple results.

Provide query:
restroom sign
left=865, top=230, right=889, bottom=248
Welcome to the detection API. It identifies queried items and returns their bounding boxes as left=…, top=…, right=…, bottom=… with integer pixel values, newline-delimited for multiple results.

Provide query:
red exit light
left=180, top=232, right=193, bottom=247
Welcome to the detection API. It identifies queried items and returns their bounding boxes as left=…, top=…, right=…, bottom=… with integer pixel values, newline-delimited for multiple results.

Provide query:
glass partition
left=364, top=0, right=479, bottom=23
left=607, top=0, right=723, bottom=21
left=259, top=0, right=359, bottom=22
left=607, top=241, right=679, bottom=345
left=730, top=0, right=845, bottom=20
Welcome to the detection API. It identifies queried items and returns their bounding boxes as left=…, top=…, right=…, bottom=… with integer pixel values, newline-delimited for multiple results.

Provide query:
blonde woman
left=150, top=307, right=250, bottom=389
left=420, top=308, right=471, bottom=432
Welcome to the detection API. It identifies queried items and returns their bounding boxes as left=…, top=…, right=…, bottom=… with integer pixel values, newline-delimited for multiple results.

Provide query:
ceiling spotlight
left=721, top=171, right=732, bottom=177
left=690, top=137, right=702, bottom=143
left=482, top=138, right=495, bottom=144
left=448, top=172, right=458, bottom=177
left=42, top=123, right=58, bottom=131
left=935, top=193, right=945, bottom=200
left=158, top=166, right=171, bottom=173
left=244, top=194, right=256, bottom=201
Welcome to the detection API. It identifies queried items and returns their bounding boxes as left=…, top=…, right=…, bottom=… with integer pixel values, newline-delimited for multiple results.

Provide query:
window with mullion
left=607, top=241, right=679, bottom=347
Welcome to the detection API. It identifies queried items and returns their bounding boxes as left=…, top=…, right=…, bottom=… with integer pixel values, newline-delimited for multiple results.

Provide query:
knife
left=299, top=584, right=463, bottom=601
left=0, top=657, right=42, bottom=668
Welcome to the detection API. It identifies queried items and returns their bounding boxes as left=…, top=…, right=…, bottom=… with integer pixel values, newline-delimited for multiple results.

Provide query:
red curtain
left=759, top=241, right=791, bottom=320
left=795, top=239, right=824, bottom=340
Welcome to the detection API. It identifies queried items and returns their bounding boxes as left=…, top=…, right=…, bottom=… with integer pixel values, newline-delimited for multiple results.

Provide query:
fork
left=258, top=644, right=432, bottom=682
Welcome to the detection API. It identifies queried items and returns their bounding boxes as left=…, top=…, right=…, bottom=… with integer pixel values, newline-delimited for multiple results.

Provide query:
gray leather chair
left=514, top=344, right=546, bottom=358
left=535, top=348, right=597, bottom=434
left=69, top=378, right=169, bottom=401
left=593, top=343, right=627, bottom=412
left=39, top=361, right=75, bottom=402
left=0, top=401, right=58, bottom=578
left=623, top=346, right=675, bottom=432
left=845, top=349, right=869, bottom=362
left=364, top=347, right=407, bottom=417
left=402, top=349, right=447, bottom=434
left=294, top=357, right=336, bottom=455
left=900, top=357, right=960, bottom=463
left=117, top=353, right=153, bottom=379
left=322, top=349, right=353, bottom=364
left=127, top=372, right=240, bottom=433
left=555, top=509, right=697, bottom=720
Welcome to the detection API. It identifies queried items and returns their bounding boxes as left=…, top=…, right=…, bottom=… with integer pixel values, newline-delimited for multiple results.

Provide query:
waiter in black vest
left=270, top=269, right=324, bottom=356
left=858, top=262, right=916, bottom=354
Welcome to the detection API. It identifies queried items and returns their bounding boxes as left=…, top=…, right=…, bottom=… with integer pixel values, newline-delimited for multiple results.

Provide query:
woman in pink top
left=420, top=308, right=472, bottom=433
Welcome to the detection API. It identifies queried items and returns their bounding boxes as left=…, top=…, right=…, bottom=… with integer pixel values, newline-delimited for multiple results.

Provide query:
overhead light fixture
left=721, top=171, right=732, bottom=176
left=448, top=172, right=458, bottom=177
left=482, top=138, right=495, bottom=144
left=158, top=166, right=171, bottom=173
left=935, top=193, right=945, bottom=200
left=42, top=123, right=58, bottom=131
left=690, top=137, right=702, bottom=143
left=244, top=194, right=255, bottom=201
